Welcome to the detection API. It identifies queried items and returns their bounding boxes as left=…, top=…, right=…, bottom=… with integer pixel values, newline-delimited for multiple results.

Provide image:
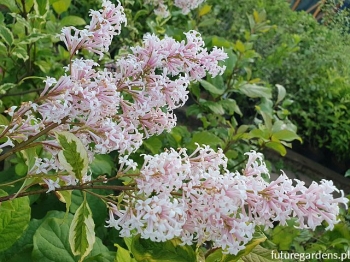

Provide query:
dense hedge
left=202, top=0, right=350, bottom=166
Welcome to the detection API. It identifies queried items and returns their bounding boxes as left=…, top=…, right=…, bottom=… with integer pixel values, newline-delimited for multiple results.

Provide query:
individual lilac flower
left=174, top=0, right=205, bottom=14
left=42, top=178, right=60, bottom=193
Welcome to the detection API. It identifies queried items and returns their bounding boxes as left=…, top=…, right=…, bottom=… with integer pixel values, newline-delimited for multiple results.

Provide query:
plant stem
left=0, top=117, right=68, bottom=162
left=0, top=184, right=134, bottom=203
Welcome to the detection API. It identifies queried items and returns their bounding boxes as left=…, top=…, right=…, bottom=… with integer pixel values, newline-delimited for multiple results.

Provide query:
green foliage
left=0, top=190, right=31, bottom=252
left=0, top=0, right=348, bottom=261
left=56, top=131, right=89, bottom=183
left=124, top=235, right=197, bottom=262
left=200, top=0, right=350, bottom=163
left=265, top=211, right=350, bottom=262
left=69, top=195, right=95, bottom=262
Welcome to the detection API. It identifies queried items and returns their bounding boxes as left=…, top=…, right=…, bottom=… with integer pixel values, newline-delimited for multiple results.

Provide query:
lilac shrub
left=0, top=0, right=348, bottom=257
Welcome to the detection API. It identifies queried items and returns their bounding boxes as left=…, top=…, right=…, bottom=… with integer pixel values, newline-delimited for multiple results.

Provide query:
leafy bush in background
left=199, top=0, right=350, bottom=167
left=0, top=0, right=348, bottom=261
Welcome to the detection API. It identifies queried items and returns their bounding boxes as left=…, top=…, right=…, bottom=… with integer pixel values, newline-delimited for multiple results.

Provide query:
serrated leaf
left=69, top=196, right=95, bottom=262
left=0, top=25, right=14, bottom=46
left=32, top=215, right=75, bottom=262
left=239, top=84, right=271, bottom=99
left=56, top=131, right=89, bottom=182
left=0, top=193, right=31, bottom=252
left=61, top=16, right=86, bottom=26
left=199, top=79, right=225, bottom=95
left=52, top=0, right=71, bottom=15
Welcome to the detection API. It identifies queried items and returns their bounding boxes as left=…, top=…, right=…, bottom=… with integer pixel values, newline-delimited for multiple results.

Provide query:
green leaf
left=0, top=83, right=16, bottom=94
left=115, top=244, right=133, bottom=262
left=242, top=245, right=281, bottom=262
left=275, top=84, right=286, bottom=105
left=203, top=101, right=225, bottom=114
left=235, top=40, right=245, bottom=53
left=0, top=191, right=31, bottom=252
left=15, top=161, right=27, bottom=176
left=56, top=131, right=89, bottom=182
left=0, top=41, right=7, bottom=56
left=190, top=131, right=224, bottom=149
left=199, top=79, right=225, bottom=95
left=206, top=232, right=267, bottom=262
left=272, top=130, right=302, bottom=142
left=198, top=18, right=216, bottom=28
left=51, top=0, right=71, bottom=15
left=69, top=196, right=95, bottom=262
left=131, top=235, right=196, bottom=262
left=198, top=4, right=211, bottom=16
left=20, top=33, right=49, bottom=45
left=85, top=238, right=115, bottom=262
left=0, top=218, right=41, bottom=262
left=12, top=45, right=29, bottom=61
left=272, top=223, right=300, bottom=250
left=21, top=146, right=38, bottom=172
left=61, top=16, right=86, bottom=26
left=34, top=60, right=52, bottom=74
left=220, top=99, right=242, bottom=116
left=239, top=84, right=272, bottom=99
left=265, top=141, right=287, bottom=156
left=90, top=154, right=114, bottom=176
left=32, top=215, right=75, bottom=262
left=223, top=49, right=237, bottom=77
left=34, top=0, right=50, bottom=16
left=56, top=190, right=72, bottom=217
left=189, top=83, right=201, bottom=99
left=1, top=0, right=20, bottom=12
left=143, top=136, right=163, bottom=154
left=211, top=36, right=233, bottom=48
left=0, top=25, right=14, bottom=46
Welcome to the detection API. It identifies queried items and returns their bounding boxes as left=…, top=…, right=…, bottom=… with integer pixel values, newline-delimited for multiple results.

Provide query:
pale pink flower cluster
left=145, top=0, right=205, bottom=17
left=0, top=2, right=226, bottom=191
left=60, top=0, right=127, bottom=58
left=106, top=147, right=349, bottom=255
